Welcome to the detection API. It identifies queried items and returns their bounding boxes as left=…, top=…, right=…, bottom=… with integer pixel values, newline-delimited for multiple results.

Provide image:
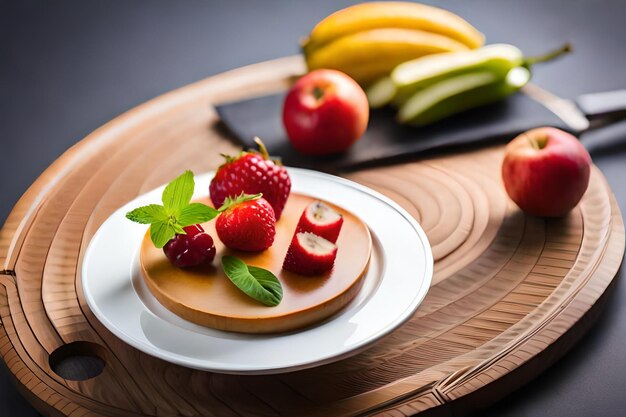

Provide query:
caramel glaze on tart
left=140, top=193, right=372, bottom=334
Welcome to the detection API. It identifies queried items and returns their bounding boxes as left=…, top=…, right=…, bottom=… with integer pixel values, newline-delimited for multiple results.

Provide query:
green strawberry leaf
left=125, top=204, right=167, bottom=224
left=179, top=203, right=219, bottom=226
left=150, top=221, right=177, bottom=249
left=162, top=170, right=195, bottom=213
left=222, top=256, right=282, bottom=307
left=218, top=192, right=263, bottom=212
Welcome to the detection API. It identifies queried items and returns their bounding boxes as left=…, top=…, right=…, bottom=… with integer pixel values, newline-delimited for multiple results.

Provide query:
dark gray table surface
left=1, top=1, right=625, bottom=416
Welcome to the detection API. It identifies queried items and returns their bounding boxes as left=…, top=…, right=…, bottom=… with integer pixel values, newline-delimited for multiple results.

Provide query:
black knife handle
left=576, top=89, right=626, bottom=121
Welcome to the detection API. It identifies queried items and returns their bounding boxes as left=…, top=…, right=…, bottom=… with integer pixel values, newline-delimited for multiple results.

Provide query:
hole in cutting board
left=49, top=341, right=106, bottom=381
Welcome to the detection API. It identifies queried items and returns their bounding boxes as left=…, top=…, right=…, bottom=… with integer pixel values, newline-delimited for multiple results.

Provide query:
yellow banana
left=337, top=62, right=405, bottom=88
left=305, top=28, right=469, bottom=86
left=303, top=2, right=484, bottom=53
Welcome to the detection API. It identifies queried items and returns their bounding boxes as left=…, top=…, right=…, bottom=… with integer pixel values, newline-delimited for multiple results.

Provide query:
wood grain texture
left=0, top=55, right=623, bottom=417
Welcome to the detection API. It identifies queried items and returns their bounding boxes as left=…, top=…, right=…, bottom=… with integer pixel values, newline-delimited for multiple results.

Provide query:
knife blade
left=523, top=84, right=626, bottom=132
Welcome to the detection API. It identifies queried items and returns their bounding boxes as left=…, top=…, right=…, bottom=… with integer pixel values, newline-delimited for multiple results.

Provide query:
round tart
left=140, top=193, right=372, bottom=333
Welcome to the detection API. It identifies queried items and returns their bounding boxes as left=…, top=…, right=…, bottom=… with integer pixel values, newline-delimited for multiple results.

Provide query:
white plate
left=82, top=168, right=432, bottom=374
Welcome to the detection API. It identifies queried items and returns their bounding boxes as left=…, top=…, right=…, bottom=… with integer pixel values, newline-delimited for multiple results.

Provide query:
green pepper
left=366, top=43, right=571, bottom=120
left=397, top=67, right=530, bottom=125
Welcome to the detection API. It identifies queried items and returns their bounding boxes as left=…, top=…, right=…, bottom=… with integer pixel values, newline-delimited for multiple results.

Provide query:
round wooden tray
left=0, top=56, right=623, bottom=416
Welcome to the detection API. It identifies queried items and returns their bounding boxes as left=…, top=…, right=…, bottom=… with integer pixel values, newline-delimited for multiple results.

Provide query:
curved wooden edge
left=0, top=55, right=305, bottom=272
left=0, top=52, right=624, bottom=417
left=371, top=177, right=625, bottom=416
left=373, top=271, right=621, bottom=417
left=0, top=55, right=304, bottom=417
left=452, top=261, right=621, bottom=417
left=293, top=166, right=622, bottom=416
left=0, top=274, right=145, bottom=417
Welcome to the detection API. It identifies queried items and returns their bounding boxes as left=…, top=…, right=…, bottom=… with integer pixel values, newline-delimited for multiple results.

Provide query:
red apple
left=282, top=69, right=369, bottom=155
left=502, top=127, right=592, bottom=217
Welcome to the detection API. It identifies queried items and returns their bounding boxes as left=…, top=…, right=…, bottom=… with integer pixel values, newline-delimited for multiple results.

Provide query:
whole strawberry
left=216, top=193, right=276, bottom=252
left=210, top=137, right=291, bottom=219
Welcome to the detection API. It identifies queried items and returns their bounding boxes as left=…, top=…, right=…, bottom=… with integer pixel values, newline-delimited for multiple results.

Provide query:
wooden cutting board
left=0, top=56, right=623, bottom=417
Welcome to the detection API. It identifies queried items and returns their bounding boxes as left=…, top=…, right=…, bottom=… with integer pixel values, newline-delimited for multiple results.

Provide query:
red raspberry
left=163, top=224, right=216, bottom=268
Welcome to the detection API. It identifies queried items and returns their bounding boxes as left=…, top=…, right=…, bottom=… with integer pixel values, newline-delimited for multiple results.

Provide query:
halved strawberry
left=210, top=137, right=291, bottom=219
left=296, top=201, right=343, bottom=243
left=216, top=193, right=276, bottom=252
left=282, top=232, right=337, bottom=276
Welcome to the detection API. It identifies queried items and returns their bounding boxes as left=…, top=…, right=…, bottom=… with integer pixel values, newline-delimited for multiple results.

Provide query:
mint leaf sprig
left=126, top=171, right=219, bottom=248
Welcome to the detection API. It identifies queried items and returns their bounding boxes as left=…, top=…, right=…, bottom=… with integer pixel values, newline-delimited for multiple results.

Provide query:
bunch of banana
left=302, top=2, right=485, bottom=86
left=367, top=43, right=571, bottom=126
